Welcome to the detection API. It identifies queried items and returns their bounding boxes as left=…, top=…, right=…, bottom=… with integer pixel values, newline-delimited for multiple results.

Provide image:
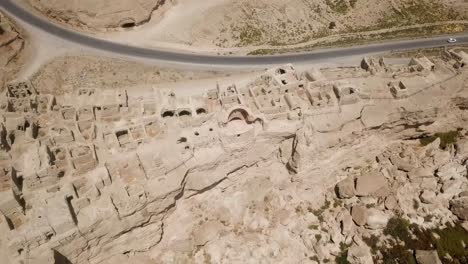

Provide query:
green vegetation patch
left=363, top=217, right=468, bottom=264
left=325, top=0, right=351, bottom=15
left=238, top=25, right=264, bottom=46
left=434, top=224, right=468, bottom=261
left=335, top=242, right=351, bottom=264
left=247, top=23, right=468, bottom=56
left=419, top=129, right=461, bottom=149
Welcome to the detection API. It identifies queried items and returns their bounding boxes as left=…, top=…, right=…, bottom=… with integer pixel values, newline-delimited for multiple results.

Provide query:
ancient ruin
left=1, top=47, right=468, bottom=263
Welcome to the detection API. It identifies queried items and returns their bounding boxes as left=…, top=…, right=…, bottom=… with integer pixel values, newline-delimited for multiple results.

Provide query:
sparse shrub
left=335, top=242, right=351, bottom=264
left=309, top=255, right=320, bottom=262
left=367, top=217, right=468, bottom=263
left=434, top=224, right=468, bottom=262
left=381, top=244, right=417, bottom=264
left=325, top=0, right=349, bottom=14
left=315, top=234, right=322, bottom=242
left=238, top=25, right=263, bottom=45
left=363, top=234, right=379, bottom=254
left=383, top=217, right=412, bottom=242
left=419, top=129, right=461, bottom=149
left=333, top=199, right=343, bottom=208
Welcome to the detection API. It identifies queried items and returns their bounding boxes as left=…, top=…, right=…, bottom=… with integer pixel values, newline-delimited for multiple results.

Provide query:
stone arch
left=196, top=108, right=207, bottom=115
left=161, top=110, right=175, bottom=118
left=228, top=108, right=250, bottom=123
left=226, top=107, right=263, bottom=126
left=178, top=110, right=192, bottom=117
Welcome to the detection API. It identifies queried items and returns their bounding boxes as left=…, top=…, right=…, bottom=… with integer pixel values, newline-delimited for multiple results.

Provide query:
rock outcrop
left=0, top=12, right=25, bottom=81
left=27, top=0, right=173, bottom=30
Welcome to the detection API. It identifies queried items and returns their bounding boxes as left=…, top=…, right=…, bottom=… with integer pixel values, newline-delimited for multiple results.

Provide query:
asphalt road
left=2, top=0, right=468, bottom=66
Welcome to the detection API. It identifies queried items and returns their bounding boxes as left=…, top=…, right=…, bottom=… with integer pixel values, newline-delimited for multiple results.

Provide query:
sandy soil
left=30, top=55, right=254, bottom=95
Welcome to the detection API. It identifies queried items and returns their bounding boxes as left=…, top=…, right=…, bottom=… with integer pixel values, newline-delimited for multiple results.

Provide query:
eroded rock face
left=27, top=0, right=172, bottom=30
left=0, top=12, right=25, bottom=78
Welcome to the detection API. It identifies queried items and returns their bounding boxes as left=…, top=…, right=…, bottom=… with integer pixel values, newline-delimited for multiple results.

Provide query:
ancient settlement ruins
left=1, top=49, right=468, bottom=263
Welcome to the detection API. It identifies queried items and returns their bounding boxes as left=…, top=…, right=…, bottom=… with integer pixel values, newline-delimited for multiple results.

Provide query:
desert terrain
left=0, top=1, right=468, bottom=264
left=25, top=0, right=172, bottom=30
left=0, top=12, right=27, bottom=86
left=24, top=0, right=468, bottom=54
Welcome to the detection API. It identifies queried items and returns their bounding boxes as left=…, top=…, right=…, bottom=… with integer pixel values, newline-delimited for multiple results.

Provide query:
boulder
left=420, top=190, right=436, bottom=204
left=355, top=173, right=388, bottom=197
left=347, top=244, right=373, bottom=264
left=341, top=214, right=354, bottom=236
left=390, top=156, right=414, bottom=172
left=450, top=197, right=468, bottom=220
left=365, top=209, right=389, bottom=229
left=351, top=206, right=367, bottom=226
left=384, top=196, right=398, bottom=210
left=437, top=162, right=467, bottom=181
left=415, top=250, right=442, bottom=264
left=336, top=177, right=355, bottom=199
left=407, top=168, right=433, bottom=182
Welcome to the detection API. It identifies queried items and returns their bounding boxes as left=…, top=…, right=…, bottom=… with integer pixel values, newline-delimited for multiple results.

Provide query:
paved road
left=2, top=0, right=468, bottom=66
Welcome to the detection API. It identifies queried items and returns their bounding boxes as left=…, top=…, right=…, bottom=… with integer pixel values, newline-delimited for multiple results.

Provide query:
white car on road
left=447, top=38, right=457, bottom=43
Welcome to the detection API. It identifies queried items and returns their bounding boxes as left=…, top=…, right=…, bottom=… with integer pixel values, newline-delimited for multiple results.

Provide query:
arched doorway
left=228, top=108, right=250, bottom=123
